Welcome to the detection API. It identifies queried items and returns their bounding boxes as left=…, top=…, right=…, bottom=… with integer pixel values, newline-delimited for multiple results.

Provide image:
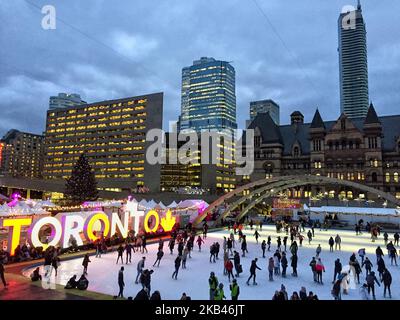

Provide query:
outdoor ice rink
left=23, top=225, right=400, bottom=300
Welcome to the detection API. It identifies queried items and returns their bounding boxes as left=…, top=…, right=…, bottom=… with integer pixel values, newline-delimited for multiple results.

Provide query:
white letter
left=41, top=5, right=56, bottom=30
left=28, top=217, right=62, bottom=250
left=109, top=212, right=129, bottom=238
left=61, top=214, right=85, bottom=248
left=146, top=129, right=165, bottom=165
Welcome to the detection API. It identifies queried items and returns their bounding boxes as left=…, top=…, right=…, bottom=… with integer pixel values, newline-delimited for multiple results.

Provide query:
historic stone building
left=242, top=104, right=400, bottom=200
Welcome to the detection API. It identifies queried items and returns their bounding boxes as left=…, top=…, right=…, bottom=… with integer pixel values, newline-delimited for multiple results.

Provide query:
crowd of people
left=2, top=215, right=400, bottom=301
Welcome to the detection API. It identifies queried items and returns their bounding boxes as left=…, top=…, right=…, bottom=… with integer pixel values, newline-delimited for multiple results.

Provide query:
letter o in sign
left=144, top=210, right=160, bottom=233
left=28, top=217, right=63, bottom=250
left=84, top=212, right=110, bottom=241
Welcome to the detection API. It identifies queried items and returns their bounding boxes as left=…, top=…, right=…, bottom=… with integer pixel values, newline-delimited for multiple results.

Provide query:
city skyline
left=1, top=1, right=400, bottom=137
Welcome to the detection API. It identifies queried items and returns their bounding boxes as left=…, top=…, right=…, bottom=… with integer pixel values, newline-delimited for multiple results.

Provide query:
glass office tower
left=179, top=57, right=237, bottom=133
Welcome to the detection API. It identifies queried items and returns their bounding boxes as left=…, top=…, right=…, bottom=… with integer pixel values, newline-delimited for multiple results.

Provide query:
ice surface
left=23, top=225, right=400, bottom=300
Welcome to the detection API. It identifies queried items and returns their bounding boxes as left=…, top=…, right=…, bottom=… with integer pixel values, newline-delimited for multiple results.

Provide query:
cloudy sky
left=0, top=0, right=399, bottom=136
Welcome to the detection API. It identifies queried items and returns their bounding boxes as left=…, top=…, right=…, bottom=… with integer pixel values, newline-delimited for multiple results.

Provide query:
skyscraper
left=338, top=1, right=369, bottom=118
left=249, top=99, right=280, bottom=125
left=49, top=93, right=86, bottom=110
left=179, top=57, right=237, bottom=132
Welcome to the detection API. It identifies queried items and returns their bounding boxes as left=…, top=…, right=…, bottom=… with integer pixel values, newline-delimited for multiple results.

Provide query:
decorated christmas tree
left=65, top=154, right=98, bottom=204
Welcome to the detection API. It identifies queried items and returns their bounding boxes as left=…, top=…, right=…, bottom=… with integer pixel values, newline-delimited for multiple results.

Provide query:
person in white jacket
left=359, top=284, right=370, bottom=300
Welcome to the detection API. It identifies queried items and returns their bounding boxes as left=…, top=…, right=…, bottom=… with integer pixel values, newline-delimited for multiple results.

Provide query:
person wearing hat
left=230, top=279, right=240, bottom=300
left=208, top=272, right=219, bottom=300
left=214, top=283, right=226, bottom=300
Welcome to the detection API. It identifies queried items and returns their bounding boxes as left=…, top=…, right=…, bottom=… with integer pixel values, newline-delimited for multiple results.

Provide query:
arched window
left=372, top=172, right=378, bottom=183
left=293, top=146, right=300, bottom=158
left=394, top=172, right=399, bottom=183
left=347, top=191, right=353, bottom=199
left=341, top=140, right=346, bottom=150
left=385, top=172, right=390, bottom=183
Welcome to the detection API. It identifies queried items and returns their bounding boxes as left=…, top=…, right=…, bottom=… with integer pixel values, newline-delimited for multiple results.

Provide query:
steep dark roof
left=244, top=114, right=400, bottom=155
left=248, top=113, right=283, bottom=144
left=310, top=109, right=325, bottom=129
left=364, top=103, right=381, bottom=125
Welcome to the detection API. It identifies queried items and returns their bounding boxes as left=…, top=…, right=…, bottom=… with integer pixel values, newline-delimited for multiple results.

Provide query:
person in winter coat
left=214, top=283, right=226, bottom=300
left=389, top=247, right=398, bottom=266
left=281, top=252, right=288, bottom=278
left=134, top=288, right=149, bottom=300
left=261, top=240, right=267, bottom=258
left=268, top=257, right=274, bottom=281
left=178, top=241, right=184, bottom=257
left=376, top=246, right=384, bottom=263
left=307, top=230, right=313, bottom=244
left=172, top=255, right=182, bottom=280
left=210, top=243, right=217, bottom=263
left=196, top=236, right=204, bottom=252
left=339, top=272, right=350, bottom=295
left=291, top=292, right=300, bottom=300
left=182, top=247, right=189, bottom=269
left=291, top=254, right=298, bottom=277
left=358, top=248, right=366, bottom=264
left=31, top=267, right=42, bottom=282
left=168, top=239, right=175, bottom=255
left=77, top=274, right=89, bottom=290
left=383, top=232, right=389, bottom=245
left=125, top=243, right=133, bottom=264
left=227, top=238, right=233, bottom=255
left=359, top=283, right=370, bottom=300
left=332, top=279, right=341, bottom=300
left=230, top=279, right=240, bottom=300
left=299, top=287, right=307, bottom=300
left=225, top=259, right=235, bottom=282
left=328, top=237, right=334, bottom=252
left=377, top=257, right=386, bottom=281
left=135, top=257, right=146, bottom=284
left=117, top=267, right=125, bottom=298
left=362, top=257, right=373, bottom=275
left=366, top=271, right=380, bottom=300
left=82, top=254, right=91, bottom=275
left=353, top=259, right=362, bottom=284
left=283, top=236, right=288, bottom=252
left=315, top=258, right=325, bottom=284
left=394, top=232, right=399, bottom=246
left=233, top=251, right=241, bottom=276
left=335, top=234, right=341, bottom=250
left=246, top=258, right=261, bottom=285
left=254, top=230, right=260, bottom=244
left=280, top=284, right=288, bottom=300
left=382, top=268, right=392, bottom=298
left=153, top=249, right=164, bottom=267
left=277, top=237, right=282, bottom=251
left=333, top=258, right=342, bottom=283
left=290, top=241, right=298, bottom=256
left=215, top=242, right=220, bottom=260
left=241, top=237, right=248, bottom=257
left=273, top=255, right=280, bottom=276
left=64, top=275, right=78, bottom=289
left=209, top=272, right=219, bottom=300
left=267, top=236, right=271, bottom=251
left=150, top=290, right=161, bottom=300
left=316, top=244, right=322, bottom=257
left=51, top=254, right=60, bottom=276
left=116, top=245, right=124, bottom=264
left=309, top=257, right=317, bottom=282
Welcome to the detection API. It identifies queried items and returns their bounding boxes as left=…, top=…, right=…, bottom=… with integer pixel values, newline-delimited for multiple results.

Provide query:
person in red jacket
left=315, top=258, right=325, bottom=284
left=225, top=259, right=235, bottom=282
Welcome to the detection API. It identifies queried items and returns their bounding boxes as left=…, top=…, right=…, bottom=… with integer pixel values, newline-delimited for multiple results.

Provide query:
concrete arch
left=193, top=175, right=400, bottom=226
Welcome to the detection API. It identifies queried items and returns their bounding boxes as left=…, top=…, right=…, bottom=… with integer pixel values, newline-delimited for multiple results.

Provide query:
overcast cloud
left=0, top=0, right=399, bottom=136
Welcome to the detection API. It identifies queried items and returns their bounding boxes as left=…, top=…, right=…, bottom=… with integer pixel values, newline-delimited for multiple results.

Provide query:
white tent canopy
left=306, top=205, right=400, bottom=216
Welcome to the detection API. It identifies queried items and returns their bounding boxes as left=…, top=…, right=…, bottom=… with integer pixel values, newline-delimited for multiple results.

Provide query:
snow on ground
left=23, top=225, right=400, bottom=300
